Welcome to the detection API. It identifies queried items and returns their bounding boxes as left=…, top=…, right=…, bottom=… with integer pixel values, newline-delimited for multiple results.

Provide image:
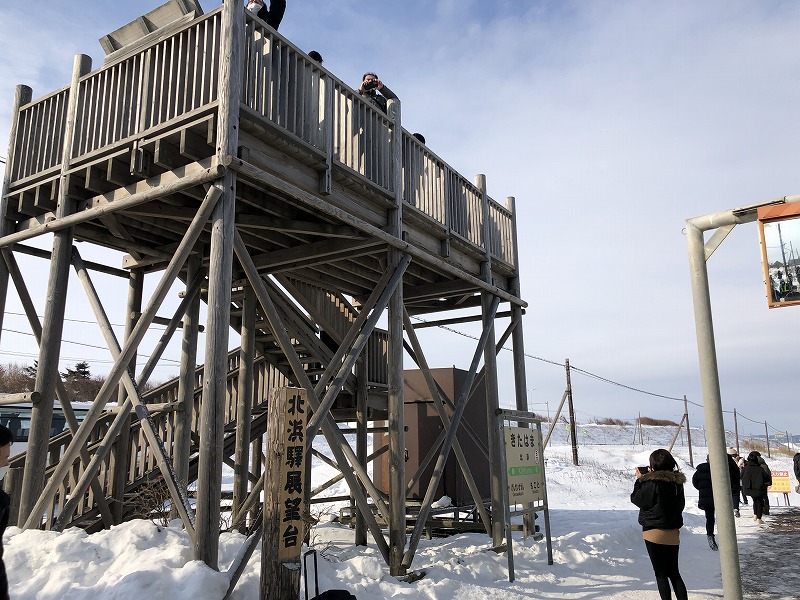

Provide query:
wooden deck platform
left=3, top=6, right=522, bottom=313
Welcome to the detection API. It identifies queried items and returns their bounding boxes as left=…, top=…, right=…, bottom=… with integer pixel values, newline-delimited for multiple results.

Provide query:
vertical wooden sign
left=261, top=387, right=309, bottom=599
left=278, top=387, right=308, bottom=561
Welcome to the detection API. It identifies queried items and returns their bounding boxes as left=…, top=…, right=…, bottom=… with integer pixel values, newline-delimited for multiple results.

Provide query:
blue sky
left=1, top=1, right=800, bottom=440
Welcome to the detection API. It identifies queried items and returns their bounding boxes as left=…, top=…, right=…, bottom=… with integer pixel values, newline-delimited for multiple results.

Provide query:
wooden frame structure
left=0, top=0, right=528, bottom=582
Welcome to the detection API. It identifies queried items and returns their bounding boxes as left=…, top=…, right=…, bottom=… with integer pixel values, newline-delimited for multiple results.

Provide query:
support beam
left=402, top=308, right=492, bottom=536
left=22, top=183, right=221, bottom=531
left=173, top=251, right=202, bottom=501
left=19, top=53, right=92, bottom=522
left=233, top=286, right=256, bottom=531
left=233, top=231, right=391, bottom=563
left=402, top=295, right=500, bottom=570
left=1, top=158, right=223, bottom=249
left=195, top=0, right=243, bottom=568
left=230, top=159, right=526, bottom=308
left=3, top=251, right=114, bottom=528
left=51, top=248, right=200, bottom=533
left=0, top=84, right=33, bottom=342
left=111, top=267, right=143, bottom=523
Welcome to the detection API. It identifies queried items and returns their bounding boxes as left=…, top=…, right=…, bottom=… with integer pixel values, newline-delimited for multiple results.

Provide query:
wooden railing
left=7, top=6, right=516, bottom=266
left=9, top=86, right=69, bottom=182
left=8, top=352, right=290, bottom=529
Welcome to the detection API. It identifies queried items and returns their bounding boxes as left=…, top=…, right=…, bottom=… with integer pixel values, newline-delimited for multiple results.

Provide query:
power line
left=410, top=315, right=694, bottom=406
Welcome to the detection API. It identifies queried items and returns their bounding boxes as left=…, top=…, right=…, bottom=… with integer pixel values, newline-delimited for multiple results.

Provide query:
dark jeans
left=703, top=507, right=716, bottom=536
left=645, top=540, right=688, bottom=600
left=731, top=492, right=740, bottom=510
left=752, top=496, right=765, bottom=519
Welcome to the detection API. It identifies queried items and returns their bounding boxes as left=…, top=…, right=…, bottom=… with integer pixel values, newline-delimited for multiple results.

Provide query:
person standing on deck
left=246, top=0, right=286, bottom=30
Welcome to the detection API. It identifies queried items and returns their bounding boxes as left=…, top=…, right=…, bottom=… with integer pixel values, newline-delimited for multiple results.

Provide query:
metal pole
left=686, top=219, right=742, bottom=600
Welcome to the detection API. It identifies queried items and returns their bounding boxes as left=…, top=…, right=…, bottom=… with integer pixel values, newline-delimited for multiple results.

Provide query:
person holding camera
left=630, top=449, right=688, bottom=600
left=358, top=72, right=398, bottom=114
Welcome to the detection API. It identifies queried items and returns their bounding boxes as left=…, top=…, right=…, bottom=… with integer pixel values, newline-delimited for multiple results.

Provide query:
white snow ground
left=4, top=424, right=799, bottom=599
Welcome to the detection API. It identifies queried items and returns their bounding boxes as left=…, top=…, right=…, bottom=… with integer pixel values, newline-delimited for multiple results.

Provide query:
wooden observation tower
left=0, top=0, right=529, bottom=586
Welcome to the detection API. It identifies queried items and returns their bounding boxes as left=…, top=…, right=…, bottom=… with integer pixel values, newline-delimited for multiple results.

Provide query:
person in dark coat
left=245, top=0, right=286, bottom=30
left=631, top=449, right=688, bottom=600
left=691, top=458, right=717, bottom=551
left=794, top=452, right=800, bottom=489
left=726, top=448, right=742, bottom=517
left=755, top=452, right=771, bottom=515
left=737, top=455, right=748, bottom=505
left=0, top=424, right=14, bottom=600
left=741, top=451, right=771, bottom=523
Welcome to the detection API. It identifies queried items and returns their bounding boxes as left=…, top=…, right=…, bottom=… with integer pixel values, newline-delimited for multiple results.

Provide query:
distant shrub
left=744, top=439, right=795, bottom=458
left=639, top=416, right=679, bottom=427
left=593, top=418, right=630, bottom=426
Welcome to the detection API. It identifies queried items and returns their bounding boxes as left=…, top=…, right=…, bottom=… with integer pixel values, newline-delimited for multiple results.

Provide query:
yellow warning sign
left=768, top=470, right=791, bottom=493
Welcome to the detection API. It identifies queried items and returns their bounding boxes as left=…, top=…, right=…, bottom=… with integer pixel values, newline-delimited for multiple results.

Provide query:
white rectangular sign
left=504, top=426, right=544, bottom=505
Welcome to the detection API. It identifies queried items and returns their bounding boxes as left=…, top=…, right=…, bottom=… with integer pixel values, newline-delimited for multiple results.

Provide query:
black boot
left=707, top=535, right=718, bottom=551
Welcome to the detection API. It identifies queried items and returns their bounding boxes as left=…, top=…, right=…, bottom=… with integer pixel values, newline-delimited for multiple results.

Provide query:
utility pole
left=733, top=408, right=740, bottom=455
left=684, top=396, right=694, bottom=467
left=565, top=359, right=578, bottom=466
left=764, top=421, right=770, bottom=458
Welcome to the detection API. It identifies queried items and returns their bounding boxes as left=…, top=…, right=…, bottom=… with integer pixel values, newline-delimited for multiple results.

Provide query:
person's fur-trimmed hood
left=640, top=470, right=686, bottom=485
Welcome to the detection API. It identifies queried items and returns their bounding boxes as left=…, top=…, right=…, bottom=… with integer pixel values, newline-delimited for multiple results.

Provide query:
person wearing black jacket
left=794, top=452, right=800, bottom=491
left=741, top=451, right=771, bottom=523
left=245, top=0, right=286, bottom=30
left=726, top=449, right=743, bottom=518
left=631, top=449, right=688, bottom=600
left=691, top=458, right=718, bottom=551
left=0, top=424, right=14, bottom=600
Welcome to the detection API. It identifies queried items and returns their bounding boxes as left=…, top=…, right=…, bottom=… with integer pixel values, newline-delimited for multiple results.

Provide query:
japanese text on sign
left=504, top=427, right=544, bottom=505
left=278, top=390, right=308, bottom=561
left=768, top=470, right=790, bottom=494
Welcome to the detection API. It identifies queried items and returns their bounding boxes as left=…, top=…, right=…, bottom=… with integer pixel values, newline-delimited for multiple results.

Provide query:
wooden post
left=685, top=396, right=694, bottom=468
left=19, top=54, right=91, bottom=522
left=195, top=0, right=243, bottom=568
left=668, top=414, right=686, bottom=453
left=355, top=356, right=369, bottom=546
left=507, top=196, right=527, bottom=416
left=261, top=387, right=308, bottom=600
left=386, top=97, right=406, bottom=576
left=765, top=421, right=770, bottom=458
left=173, top=252, right=202, bottom=515
left=475, top=173, right=505, bottom=549
left=111, top=268, right=143, bottom=523
left=0, top=84, right=33, bottom=340
left=565, top=359, right=578, bottom=466
left=233, top=286, right=256, bottom=532
left=542, top=390, right=569, bottom=448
